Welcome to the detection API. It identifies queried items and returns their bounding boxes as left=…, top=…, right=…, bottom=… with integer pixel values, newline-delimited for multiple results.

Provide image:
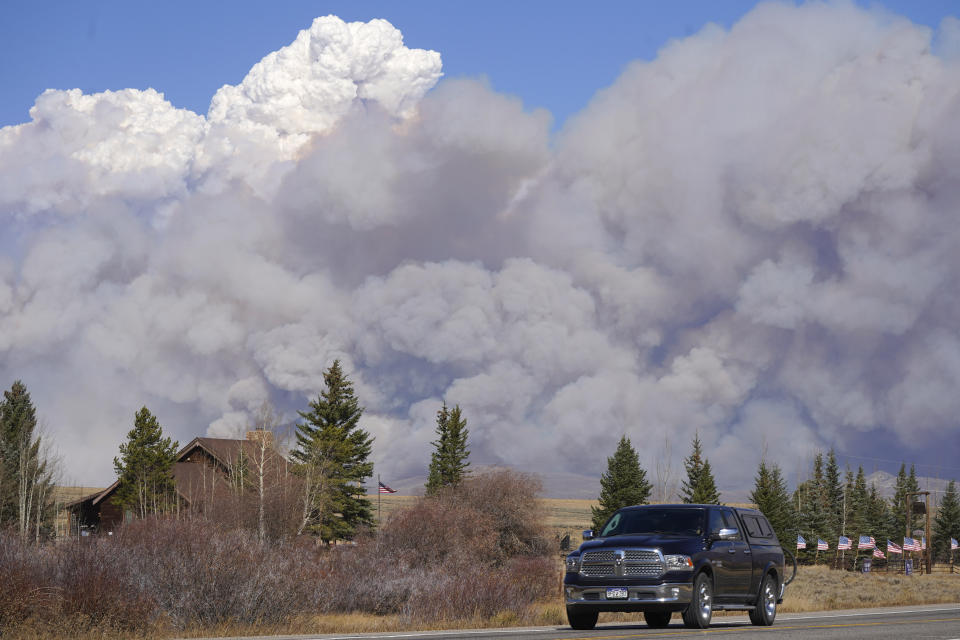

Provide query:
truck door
left=721, top=508, right=753, bottom=599
left=705, top=508, right=740, bottom=602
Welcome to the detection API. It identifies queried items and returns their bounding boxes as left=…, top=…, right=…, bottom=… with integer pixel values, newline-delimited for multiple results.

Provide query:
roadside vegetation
left=0, top=469, right=556, bottom=639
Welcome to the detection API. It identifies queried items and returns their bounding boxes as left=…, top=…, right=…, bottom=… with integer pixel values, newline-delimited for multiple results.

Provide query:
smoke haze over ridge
left=2, top=4, right=960, bottom=492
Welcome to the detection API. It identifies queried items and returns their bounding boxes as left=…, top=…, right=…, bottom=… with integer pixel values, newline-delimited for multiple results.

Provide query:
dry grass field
left=781, top=564, right=960, bottom=612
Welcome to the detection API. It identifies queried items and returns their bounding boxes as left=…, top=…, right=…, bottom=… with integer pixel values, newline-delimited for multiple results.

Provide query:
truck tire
left=749, top=573, right=778, bottom=626
left=682, top=572, right=713, bottom=629
left=566, top=607, right=598, bottom=630
left=643, top=611, right=672, bottom=628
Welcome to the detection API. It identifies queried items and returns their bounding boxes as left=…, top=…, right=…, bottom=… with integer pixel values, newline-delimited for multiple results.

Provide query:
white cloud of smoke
left=1, top=6, right=959, bottom=495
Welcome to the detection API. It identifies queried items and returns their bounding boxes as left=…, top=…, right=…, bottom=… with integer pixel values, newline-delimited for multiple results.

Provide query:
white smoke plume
left=1, top=6, right=959, bottom=495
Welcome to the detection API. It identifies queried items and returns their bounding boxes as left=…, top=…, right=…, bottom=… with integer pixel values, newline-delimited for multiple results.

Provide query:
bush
left=0, top=469, right=561, bottom=635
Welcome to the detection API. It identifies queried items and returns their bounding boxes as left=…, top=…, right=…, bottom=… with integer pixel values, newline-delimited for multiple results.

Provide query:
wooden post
left=924, top=493, right=932, bottom=575
left=906, top=498, right=912, bottom=575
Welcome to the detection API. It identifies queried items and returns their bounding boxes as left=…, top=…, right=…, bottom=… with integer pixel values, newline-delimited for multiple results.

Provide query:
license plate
left=606, top=587, right=629, bottom=600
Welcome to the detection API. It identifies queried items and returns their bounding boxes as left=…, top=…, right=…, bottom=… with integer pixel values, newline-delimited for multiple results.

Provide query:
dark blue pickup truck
left=564, top=504, right=787, bottom=630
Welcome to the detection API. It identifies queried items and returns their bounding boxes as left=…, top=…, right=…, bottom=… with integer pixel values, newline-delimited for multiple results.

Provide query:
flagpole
left=378, top=473, right=381, bottom=526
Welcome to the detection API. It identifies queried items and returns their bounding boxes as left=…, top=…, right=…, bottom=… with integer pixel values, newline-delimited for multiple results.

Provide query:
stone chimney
left=246, top=430, right=274, bottom=448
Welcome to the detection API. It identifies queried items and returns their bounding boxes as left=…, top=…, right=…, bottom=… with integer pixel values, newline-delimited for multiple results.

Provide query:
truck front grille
left=579, top=547, right=664, bottom=578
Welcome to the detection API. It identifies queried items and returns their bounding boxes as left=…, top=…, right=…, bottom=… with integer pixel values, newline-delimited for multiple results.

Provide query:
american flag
left=872, top=547, right=885, bottom=559
left=921, top=537, right=926, bottom=550
left=952, top=538, right=958, bottom=550
left=378, top=481, right=397, bottom=494
left=903, top=537, right=919, bottom=551
left=887, top=540, right=902, bottom=555
left=817, top=538, right=829, bottom=551
left=797, top=535, right=806, bottom=550
left=837, top=536, right=851, bottom=550
left=857, top=535, right=875, bottom=550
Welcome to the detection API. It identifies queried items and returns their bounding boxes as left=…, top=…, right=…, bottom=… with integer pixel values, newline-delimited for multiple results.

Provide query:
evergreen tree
left=841, top=466, right=855, bottom=535
left=906, top=464, right=921, bottom=537
left=750, top=459, right=795, bottom=546
left=934, top=480, right=960, bottom=561
left=292, top=360, right=374, bottom=541
left=891, top=463, right=910, bottom=539
left=867, top=483, right=894, bottom=547
left=591, top=436, right=652, bottom=531
left=824, top=449, right=844, bottom=539
left=113, top=407, right=179, bottom=519
left=425, top=403, right=470, bottom=496
left=0, top=381, right=55, bottom=540
left=849, top=466, right=869, bottom=537
left=808, top=452, right=833, bottom=542
left=680, top=433, right=721, bottom=504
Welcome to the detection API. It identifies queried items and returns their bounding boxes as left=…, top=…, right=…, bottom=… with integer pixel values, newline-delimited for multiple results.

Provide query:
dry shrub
left=0, top=469, right=561, bottom=636
left=382, top=468, right=549, bottom=565
left=115, top=517, right=326, bottom=626
left=371, top=468, right=558, bottom=622
left=0, top=532, right=57, bottom=628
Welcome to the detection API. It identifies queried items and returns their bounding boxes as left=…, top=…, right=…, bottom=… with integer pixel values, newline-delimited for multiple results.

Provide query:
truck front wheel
left=566, top=607, right=598, bottom=630
left=749, top=573, right=778, bottom=626
left=643, top=611, right=672, bottom=628
left=682, top=572, right=713, bottom=629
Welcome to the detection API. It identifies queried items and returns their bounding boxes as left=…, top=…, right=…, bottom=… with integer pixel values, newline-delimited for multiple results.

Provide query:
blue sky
left=3, top=0, right=956, bottom=130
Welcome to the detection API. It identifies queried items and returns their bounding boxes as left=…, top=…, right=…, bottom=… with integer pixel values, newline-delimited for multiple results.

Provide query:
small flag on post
left=838, top=536, right=851, bottom=550
left=872, top=547, right=885, bottom=559
left=817, top=538, right=829, bottom=551
left=951, top=538, right=958, bottom=550
left=797, top=535, right=806, bottom=550
left=903, top=537, right=919, bottom=551
left=857, top=535, right=875, bottom=550
left=887, top=540, right=902, bottom=555
left=378, top=481, right=397, bottom=494
left=921, top=537, right=926, bottom=551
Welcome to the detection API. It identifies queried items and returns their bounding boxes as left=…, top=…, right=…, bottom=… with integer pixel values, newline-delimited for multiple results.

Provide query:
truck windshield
left=600, top=508, right=704, bottom=537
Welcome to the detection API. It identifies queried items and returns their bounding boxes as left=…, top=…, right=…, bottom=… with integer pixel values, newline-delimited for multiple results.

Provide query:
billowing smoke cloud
left=1, top=6, right=959, bottom=495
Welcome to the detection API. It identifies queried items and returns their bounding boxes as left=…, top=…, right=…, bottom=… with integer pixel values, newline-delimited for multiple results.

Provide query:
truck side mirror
left=716, top=527, right=739, bottom=541
left=582, top=529, right=594, bottom=541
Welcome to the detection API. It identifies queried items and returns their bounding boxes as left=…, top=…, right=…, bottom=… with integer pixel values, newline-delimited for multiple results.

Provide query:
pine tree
left=292, top=360, right=374, bottom=541
left=807, top=452, right=833, bottom=543
left=0, top=381, right=55, bottom=541
left=891, top=463, right=910, bottom=539
left=591, top=436, right=652, bottom=531
left=906, top=464, right=921, bottom=537
left=867, top=483, right=894, bottom=548
left=824, top=449, right=844, bottom=539
left=934, top=480, right=960, bottom=561
left=680, top=433, right=720, bottom=504
left=751, top=460, right=795, bottom=546
left=849, top=466, right=869, bottom=537
left=113, top=407, right=179, bottom=519
left=841, top=466, right=855, bottom=536
left=425, top=403, right=470, bottom=496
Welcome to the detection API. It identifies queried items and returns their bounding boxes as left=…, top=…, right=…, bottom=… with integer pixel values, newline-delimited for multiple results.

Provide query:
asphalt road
left=201, top=604, right=960, bottom=640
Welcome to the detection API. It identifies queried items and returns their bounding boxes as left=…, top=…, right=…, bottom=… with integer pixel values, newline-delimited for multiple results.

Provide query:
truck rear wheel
left=566, top=607, right=598, bottom=630
left=682, top=572, right=713, bottom=629
left=749, top=573, right=777, bottom=626
left=643, top=611, right=672, bottom=628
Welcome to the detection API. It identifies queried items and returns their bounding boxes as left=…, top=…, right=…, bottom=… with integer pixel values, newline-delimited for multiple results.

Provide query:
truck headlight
left=663, top=554, right=694, bottom=570
left=565, top=554, right=581, bottom=573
